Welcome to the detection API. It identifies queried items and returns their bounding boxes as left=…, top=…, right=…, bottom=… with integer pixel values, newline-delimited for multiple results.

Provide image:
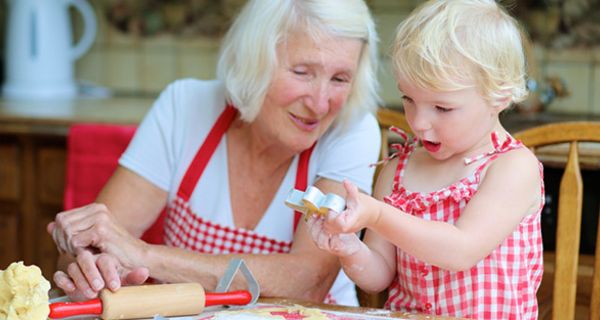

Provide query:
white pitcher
left=3, top=0, right=97, bottom=99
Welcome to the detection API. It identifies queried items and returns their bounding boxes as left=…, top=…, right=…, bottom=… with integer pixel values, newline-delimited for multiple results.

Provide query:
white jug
left=3, top=0, right=97, bottom=100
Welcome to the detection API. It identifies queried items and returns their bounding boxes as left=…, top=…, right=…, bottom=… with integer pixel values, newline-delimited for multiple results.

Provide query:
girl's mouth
left=422, top=140, right=441, bottom=153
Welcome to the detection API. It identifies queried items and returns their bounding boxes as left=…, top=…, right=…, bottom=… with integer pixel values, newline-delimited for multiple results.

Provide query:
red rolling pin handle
left=205, top=290, right=252, bottom=306
left=49, top=298, right=102, bottom=318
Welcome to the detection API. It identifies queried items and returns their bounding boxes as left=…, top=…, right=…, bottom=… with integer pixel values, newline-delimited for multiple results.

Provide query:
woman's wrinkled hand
left=48, top=203, right=147, bottom=269
left=307, top=214, right=363, bottom=258
left=53, top=251, right=149, bottom=301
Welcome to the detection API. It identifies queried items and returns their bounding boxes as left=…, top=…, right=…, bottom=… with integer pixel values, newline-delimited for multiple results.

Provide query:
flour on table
left=209, top=306, right=329, bottom=320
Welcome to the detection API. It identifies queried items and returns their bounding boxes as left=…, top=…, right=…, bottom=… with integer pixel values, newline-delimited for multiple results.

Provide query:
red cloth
left=64, top=123, right=164, bottom=244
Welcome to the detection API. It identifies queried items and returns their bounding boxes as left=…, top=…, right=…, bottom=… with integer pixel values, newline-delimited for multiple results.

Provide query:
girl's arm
left=335, top=160, right=399, bottom=293
left=332, top=148, right=543, bottom=271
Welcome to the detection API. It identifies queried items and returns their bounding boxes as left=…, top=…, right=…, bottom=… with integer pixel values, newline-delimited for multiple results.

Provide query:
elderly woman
left=49, top=0, right=380, bottom=306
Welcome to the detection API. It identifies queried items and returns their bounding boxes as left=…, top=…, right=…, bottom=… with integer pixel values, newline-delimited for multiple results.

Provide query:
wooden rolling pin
left=49, top=283, right=252, bottom=319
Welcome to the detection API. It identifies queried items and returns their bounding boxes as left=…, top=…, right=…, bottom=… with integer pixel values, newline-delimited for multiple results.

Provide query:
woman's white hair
left=217, top=0, right=380, bottom=125
left=392, top=0, right=529, bottom=107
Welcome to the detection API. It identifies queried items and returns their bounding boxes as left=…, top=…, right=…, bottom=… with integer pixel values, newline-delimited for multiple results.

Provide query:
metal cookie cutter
left=285, top=186, right=346, bottom=217
left=215, top=258, right=260, bottom=306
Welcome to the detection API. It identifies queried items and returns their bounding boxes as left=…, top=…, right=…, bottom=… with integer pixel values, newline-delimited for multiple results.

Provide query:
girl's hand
left=324, top=180, right=380, bottom=234
left=53, top=251, right=149, bottom=301
left=48, top=203, right=148, bottom=269
left=307, top=215, right=362, bottom=257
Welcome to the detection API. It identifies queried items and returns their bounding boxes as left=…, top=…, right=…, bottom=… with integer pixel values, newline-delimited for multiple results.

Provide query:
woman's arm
left=52, top=170, right=343, bottom=302
left=112, top=177, right=342, bottom=301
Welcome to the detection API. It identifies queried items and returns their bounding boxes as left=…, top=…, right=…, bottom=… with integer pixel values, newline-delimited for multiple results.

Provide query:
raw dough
left=0, top=261, right=50, bottom=320
left=210, top=306, right=329, bottom=319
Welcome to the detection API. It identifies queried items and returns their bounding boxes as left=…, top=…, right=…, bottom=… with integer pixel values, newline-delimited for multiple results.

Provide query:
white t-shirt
left=120, top=79, right=381, bottom=306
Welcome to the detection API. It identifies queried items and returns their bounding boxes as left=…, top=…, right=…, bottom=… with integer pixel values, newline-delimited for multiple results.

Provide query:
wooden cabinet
left=0, top=97, right=152, bottom=280
left=0, top=132, right=66, bottom=280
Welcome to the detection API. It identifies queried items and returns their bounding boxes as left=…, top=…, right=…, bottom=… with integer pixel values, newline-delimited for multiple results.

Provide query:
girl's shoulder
left=486, top=145, right=541, bottom=178
left=480, top=145, right=543, bottom=205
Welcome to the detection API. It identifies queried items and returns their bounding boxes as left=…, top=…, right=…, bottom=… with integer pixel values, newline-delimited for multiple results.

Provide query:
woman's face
left=256, top=30, right=363, bottom=153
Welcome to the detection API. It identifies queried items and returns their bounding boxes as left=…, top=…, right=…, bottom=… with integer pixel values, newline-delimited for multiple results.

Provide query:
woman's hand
left=324, top=180, right=380, bottom=234
left=48, top=203, right=148, bottom=269
left=307, top=214, right=363, bottom=257
left=54, top=250, right=149, bottom=301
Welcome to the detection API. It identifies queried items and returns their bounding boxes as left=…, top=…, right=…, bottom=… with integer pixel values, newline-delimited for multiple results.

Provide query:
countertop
left=1, top=97, right=599, bottom=150
left=0, top=97, right=154, bottom=135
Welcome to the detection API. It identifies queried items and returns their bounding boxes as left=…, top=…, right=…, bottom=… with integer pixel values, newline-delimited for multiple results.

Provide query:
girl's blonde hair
left=392, top=0, right=529, bottom=106
left=217, top=0, right=380, bottom=125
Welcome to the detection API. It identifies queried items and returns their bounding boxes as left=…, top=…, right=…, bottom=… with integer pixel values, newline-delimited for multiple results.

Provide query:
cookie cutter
left=285, top=186, right=346, bottom=217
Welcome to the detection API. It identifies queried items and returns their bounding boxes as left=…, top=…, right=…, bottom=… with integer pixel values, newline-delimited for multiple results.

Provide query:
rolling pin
left=49, top=283, right=252, bottom=319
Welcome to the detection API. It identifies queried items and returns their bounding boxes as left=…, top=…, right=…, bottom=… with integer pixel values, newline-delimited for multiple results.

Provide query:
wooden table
left=260, top=297, right=465, bottom=319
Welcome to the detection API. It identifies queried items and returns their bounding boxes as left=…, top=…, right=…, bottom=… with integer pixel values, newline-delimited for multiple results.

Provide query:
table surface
left=48, top=290, right=463, bottom=319
left=255, top=297, right=465, bottom=320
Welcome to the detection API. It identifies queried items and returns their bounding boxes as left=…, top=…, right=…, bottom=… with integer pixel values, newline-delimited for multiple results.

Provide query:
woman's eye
left=293, top=70, right=307, bottom=75
left=333, top=76, right=350, bottom=83
left=435, top=105, right=451, bottom=112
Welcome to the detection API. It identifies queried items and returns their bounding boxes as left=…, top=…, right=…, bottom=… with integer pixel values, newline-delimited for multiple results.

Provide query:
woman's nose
left=305, top=81, right=330, bottom=116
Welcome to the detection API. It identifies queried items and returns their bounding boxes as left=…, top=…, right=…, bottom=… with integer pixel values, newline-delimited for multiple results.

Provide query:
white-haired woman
left=49, top=0, right=381, bottom=306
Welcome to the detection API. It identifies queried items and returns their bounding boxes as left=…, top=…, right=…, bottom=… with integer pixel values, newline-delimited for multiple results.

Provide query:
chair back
left=376, top=108, right=412, bottom=159
left=514, top=121, right=600, bottom=320
left=64, top=123, right=165, bottom=244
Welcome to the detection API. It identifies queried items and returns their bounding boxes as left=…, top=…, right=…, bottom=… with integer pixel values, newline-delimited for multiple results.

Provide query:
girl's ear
left=493, top=90, right=513, bottom=113
left=495, top=97, right=512, bottom=112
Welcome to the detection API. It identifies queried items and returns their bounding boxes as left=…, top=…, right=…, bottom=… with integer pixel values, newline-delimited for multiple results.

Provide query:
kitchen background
left=1, top=0, right=600, bottom=114
left=0, top=0, right=599, bottom=294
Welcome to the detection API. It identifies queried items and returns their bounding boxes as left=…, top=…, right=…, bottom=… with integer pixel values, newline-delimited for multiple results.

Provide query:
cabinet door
left=0, top=140, right=20, bottom=268
left=0, top=205, right=19, bottom=268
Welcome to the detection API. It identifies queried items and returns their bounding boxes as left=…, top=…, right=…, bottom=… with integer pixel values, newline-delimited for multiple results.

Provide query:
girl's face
left=255, top=30, right=363, bottom=153
left=398, top=77, right=503, bottom=162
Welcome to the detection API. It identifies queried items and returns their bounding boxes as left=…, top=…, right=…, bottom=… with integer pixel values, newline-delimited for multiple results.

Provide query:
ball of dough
left=0, top=261, right=50, bottom=320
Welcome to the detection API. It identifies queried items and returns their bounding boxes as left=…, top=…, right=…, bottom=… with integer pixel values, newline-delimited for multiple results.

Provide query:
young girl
left=308, top=0, right=544, bottom=318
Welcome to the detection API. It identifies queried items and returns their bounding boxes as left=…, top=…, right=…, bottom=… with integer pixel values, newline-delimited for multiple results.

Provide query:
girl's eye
left=401, top=96, right=414, bottom=104
left=436, top=105, right=451, bottom=112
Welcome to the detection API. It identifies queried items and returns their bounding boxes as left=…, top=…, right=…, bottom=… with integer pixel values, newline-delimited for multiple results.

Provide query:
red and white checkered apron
left=162, top=105, right=335, bottom=303
left=383, top=128, right=544, bottom=319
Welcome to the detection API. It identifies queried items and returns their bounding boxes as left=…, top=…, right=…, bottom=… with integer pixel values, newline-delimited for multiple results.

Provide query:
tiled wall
left=74, top=0, right=600, bottom=114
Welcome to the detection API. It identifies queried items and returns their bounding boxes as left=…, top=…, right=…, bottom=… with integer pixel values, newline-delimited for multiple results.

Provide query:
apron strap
left=293, top=144, right=315, bottom=232
left=177, top=104, right=237, bottom=200
left=175, top=103, right=315, bottom=233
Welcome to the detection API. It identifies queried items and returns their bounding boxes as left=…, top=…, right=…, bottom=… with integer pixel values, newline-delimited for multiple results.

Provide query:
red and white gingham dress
left=162, top=105, right=336, bottom=303
left=383, top=129, right=544, bottom=319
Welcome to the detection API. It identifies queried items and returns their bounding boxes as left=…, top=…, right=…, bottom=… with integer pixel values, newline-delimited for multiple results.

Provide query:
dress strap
left=464, top=131, right=522, bottom=165
left=384, top=127, right=418, bottom=191
left=466, top=132, right=524, bottom=176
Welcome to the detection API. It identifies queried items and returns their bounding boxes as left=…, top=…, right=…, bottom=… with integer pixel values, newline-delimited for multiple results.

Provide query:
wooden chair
left=376, top=107, right=412, bottom=159
left=514, top=122, right=600, bottom=320
left=356, top=108, right=412, bottom=308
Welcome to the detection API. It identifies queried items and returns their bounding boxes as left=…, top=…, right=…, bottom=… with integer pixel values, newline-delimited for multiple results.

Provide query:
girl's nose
left=410, top=109, right=432, bottom=132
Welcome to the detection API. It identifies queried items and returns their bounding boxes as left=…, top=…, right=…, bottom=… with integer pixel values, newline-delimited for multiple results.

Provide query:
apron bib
left=161, top=105, right=334, bottom=302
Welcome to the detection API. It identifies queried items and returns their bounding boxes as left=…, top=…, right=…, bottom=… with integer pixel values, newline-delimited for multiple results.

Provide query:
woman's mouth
left=290, top=113, right=319, bottom=131
left=422, top=140, right=441, bottom=153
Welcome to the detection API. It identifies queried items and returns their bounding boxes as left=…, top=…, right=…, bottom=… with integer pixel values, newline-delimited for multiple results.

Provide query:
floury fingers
left=285, top=186, right=346, bottom=218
